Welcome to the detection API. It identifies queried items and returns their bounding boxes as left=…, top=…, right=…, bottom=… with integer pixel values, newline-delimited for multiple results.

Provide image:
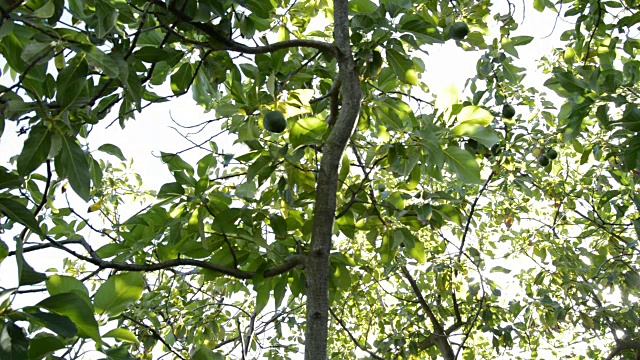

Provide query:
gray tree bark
left=304, top=0, right=361, bottom=359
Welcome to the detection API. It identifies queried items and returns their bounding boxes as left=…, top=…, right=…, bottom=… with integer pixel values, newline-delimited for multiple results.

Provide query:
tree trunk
left=304, top=0, right=361, bottom=359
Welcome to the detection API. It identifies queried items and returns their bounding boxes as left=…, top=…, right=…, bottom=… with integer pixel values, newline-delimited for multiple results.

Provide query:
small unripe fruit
left=449, top=22, right=470, bottom=41
left=502, top=104, right=516, bottom=119
left=263, top=110, right=287, bottom=133
left=546, top=148, right=558, bottom=160
left=537, top=155, right=550, bottom=167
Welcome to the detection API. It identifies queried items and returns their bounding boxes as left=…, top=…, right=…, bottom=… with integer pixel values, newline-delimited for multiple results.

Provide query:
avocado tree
left=1, top=0, right=640, bottom=359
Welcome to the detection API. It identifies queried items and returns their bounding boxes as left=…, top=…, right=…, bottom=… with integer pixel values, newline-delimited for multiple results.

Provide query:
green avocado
left=546, top=148, right=558, bottom=160
left=537, top=155, right=550, bottom=167
left=263, top=111, right=287, bottom=133
left=449, top=22, right=470, bottom=41
left=502, top=104, right=516, bottom=119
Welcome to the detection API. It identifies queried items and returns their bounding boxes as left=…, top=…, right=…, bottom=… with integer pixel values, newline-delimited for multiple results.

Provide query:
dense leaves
left=0, top=0, right=639, bottom=359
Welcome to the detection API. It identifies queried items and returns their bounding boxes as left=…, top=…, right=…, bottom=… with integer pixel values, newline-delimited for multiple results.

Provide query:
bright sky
left=0, top=2, right=575, bottom=358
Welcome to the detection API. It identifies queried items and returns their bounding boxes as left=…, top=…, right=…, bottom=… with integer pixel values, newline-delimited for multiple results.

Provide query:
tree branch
left=605, top=339, right=640, bottom=360
left=329, top=307, right=385, bottom=360
left=158, top=0, right=337, bottom=56
left=42, top=236, right=305, bottom=280
left=417, top=320, right=465, bottom=350
left=400, top=266, right=454, bottom=360
left=458, top=171, right=494, bottom=260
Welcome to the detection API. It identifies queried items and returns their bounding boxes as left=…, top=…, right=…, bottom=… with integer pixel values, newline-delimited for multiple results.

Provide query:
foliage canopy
left=1, top=0, right=640, bottom=359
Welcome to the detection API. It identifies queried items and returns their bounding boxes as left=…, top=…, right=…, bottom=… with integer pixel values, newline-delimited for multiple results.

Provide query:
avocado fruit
left=263, top=110, right=287, bottom=133
left=449, top=22, right=470, bottom=41
left=537, top=155, right=550, bottom=167
left=502, top=104, right=516, bottom=119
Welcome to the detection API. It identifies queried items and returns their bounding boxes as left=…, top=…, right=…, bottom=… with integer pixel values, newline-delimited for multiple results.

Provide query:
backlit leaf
left=290, top=117, right=328, bottom=149
left=94, top=272, right=145, bottom=317
left=60, top=136, right=91, bottom=201
left=444, top=146, right=482, bottom=184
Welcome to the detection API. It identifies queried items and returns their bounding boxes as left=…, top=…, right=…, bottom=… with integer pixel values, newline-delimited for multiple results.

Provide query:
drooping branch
left=42, top=236, right=305, bottom=280
left=582, top=0, right=603, bottom=66
left=458, top=170, right=494, bottom=260
left=157, top=0, right=337, bottom=56
left=122, top=314, right=187, bottom=360
left=400, top=266, right=455, bottom=360
left=605, top=339, right=640, bottom=360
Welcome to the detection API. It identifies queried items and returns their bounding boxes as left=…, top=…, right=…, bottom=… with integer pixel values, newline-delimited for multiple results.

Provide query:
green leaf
left=456, top=105, right=494, bottom=125
left=94, top=272, right=144, bottom=317
left=0, top=322, right=29, bottom=360
left=235, top=180, right=257, bottom=199
left=134, top=47, right=182, bottom=63
left=386, top=49, right=418, bottom=85
left=94, top=0, right=118, bottom=38
left=0, top=198, right=42, bottom=236
left=191, top=344, right=216, bottom=360
left=23, top=309, right=78, bottom=338
left=452, top=123, right=500, bottom=147
left=621, top=105, right=640, bottom=131
left=624, top=134, right=640, bottom=170
left=46, top=275, right=92, bottom=306
left=14, top=237, right=47, bottom=286
left=379, top=233, right=398, bottom=264
left=197, top=153, right=217, bottom=178
left=123, top=66, right=143, bottom=110
left=398, top=14, right=444, bottom=44
left=408, top=238, right=426, bottom=264
left=331, top=263, right=352, bottom=289
left=433, top=204, right=464, bottom=226
left=250, top=284, right=268, bottom=316
left=245, top=0, right=275, bottom=18
left=273, top=276, right=288, bottom=310
left=56, top=56, right=88, bottom=111
left=269, top=214, right=288, bottom=239
left=161, top=152, right=195, bottom=176
left=290, top=117, right=328, bottom=149
left=435, top=84, right=459, bottom=114
left=73, top=44, right=119, bottom=78
left=90, top=157, right=103, bottom=191
left=158, top=182, right=185, bottom=198
left=511, top=36, right=534, bottom=46
left=490, top=266, right=512, bottom=274
left=552, top=69, right=587, bottom=93
left=60, top=136, right=91, bottom=201
left=32, top=0, right=56, bottom=18
left=103, top=328, right=139, bottom=344
left=444, top=146, right=482, bottom=184
left=0, top=169, right=23, bottom=190
left=339, top=153, right=350, bottom=186
left=0, top=240, right=7, bottom=265
left=171, top=62, right=195, bottom=95
left=95, top=243, right=127, bottom=259
left=349, top=0, right=377, bottom=13
left=37, top=293, right=101, bottom=342
left=97, top=143, right=126, bottom=161
left=20, top=42, right=53, bottom=64
left=0, top=33, right=24, bottom=73
left=17, top=125, right=50, bottom=176
left=28, top=335, right=65, bottom=360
